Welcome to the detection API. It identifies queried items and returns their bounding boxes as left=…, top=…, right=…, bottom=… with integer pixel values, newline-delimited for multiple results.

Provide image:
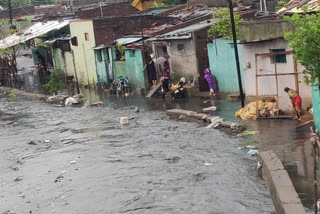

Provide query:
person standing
left=204, top=66, right=216, bottom=98
left=145, top=57, right=157, bottom=89
left=162, top=60, right=171, bottom=93
left=284, top=87, right=302, bottom=120
left=108, top=59, right=113, bottom=84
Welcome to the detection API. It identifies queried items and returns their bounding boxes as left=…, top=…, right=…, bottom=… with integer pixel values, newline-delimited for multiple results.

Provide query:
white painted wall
left=241, top=38, right=312, bottom=110
left=167, top=39, right=198, bottom=81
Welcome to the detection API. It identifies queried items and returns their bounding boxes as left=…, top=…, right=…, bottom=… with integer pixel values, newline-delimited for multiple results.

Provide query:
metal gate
left=255, top=50, right=298, bottom=109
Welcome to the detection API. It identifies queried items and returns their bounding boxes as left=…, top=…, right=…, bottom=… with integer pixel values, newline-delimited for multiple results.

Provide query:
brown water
left=0, top=95, right=276, bottom=214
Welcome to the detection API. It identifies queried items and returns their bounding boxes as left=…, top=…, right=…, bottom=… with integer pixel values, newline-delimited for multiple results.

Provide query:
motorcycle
left=116, top=76, right=130, bottom=95
left=161, top=77, right=186, bottom=99
left=170, top=77, right=186, bottom=98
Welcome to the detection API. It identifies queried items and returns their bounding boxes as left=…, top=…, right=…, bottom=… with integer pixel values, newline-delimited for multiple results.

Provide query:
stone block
left=259, top=150, right=284, bottom=171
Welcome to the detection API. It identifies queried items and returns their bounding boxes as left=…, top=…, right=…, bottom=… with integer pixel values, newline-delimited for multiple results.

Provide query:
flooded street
left=0, top=95, right=275, bottom=214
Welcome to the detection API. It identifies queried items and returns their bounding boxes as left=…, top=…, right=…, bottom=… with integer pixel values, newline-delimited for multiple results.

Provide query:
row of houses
left=0, top=0, right=319, bottom=129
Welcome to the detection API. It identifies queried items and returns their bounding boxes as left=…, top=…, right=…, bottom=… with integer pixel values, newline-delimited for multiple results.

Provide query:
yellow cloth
left=131, top=0, right=146, bottom=11
left=235, top=101, right=266, bottom=120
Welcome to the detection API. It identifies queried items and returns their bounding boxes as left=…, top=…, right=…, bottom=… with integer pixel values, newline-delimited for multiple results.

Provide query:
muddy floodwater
left=1, top=95, right=277, bottom=214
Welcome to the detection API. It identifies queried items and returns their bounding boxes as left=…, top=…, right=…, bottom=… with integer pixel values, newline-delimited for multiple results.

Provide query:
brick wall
left=0, top=6, right=34, bottom=19
left=93, top=15, right=175, bottom=46
left=75, top=3, right=138, bottom=19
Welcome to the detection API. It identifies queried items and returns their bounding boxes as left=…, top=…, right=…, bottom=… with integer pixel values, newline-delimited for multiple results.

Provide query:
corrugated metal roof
left=0, top=20, right=71, bottom=49
left=148, top=19, right=216, bottom=41
left=277, top=0, right=320, bottom=14
left=116, top=37, right=142, bottom=45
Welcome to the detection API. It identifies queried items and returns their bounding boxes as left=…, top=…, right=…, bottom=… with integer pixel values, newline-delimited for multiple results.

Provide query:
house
left=69, top=14, right=174, bottom=88
left=148, top=19, right=214, bottom=92
left=0, top=20, right=72, bottom=87
left=207, top=39, right=244, bottom=94
left=238, top=19, right=312, bottom=111
left=74, top=1, right=138, bottom=19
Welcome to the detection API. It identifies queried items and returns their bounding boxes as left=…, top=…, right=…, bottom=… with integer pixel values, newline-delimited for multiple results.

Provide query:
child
left=204, top=66, right=216, bottom=98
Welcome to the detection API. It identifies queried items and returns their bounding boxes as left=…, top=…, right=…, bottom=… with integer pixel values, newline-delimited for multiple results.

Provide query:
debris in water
left=203, top=163, right=213, bottom=166
left=54, top=175, right=64, bottom=183
left=44, top=140, right=50, bottom=143
left=54, top=171, right=67, bottom=183
left=3, top=210, right=16, bottom=214
left=88, top=101, right=103, bottom=108
left=134, top=107, right=139, bottom=113
left=245, top=145, right=257, bottom=150
left=120, top=117, right=129, bottom=125
left=238, top=131, right=257, bottom=137
left=18, top=193, right=25, bottom=198
left=28, top=140, right=38, bottom=145
left=14, top=177, right=22, bottom=182
left=11, top=166, right=19, bottom=171
left=248, top=149, right=259, bottom=156
left=257, top=161, right=262, bottom=170
left=202, top=106, right=217, bottom=112
left=69, top=160, right=77, bottom=164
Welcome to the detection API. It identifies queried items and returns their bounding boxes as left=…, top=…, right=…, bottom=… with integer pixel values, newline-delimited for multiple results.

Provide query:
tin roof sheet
left=0, top=20, right=71, bottom=49
left=277, top=0, right=320, bottom=14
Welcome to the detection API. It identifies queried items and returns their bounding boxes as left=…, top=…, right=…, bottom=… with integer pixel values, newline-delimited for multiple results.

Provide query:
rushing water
left=0, top=95, right=277, bottom=214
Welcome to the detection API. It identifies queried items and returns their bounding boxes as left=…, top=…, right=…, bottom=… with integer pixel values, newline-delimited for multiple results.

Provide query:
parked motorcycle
left=170, top=77, right=186, bottom=98
left=161, top=77, right=186, bottom=99
left=116, top=76, right=130, bottom=95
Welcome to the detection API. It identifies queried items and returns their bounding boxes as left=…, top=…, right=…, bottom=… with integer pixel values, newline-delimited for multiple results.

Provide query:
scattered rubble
left=120, top=117, right=129, bottom=125
left=166, top=109, right=245, bottom=135
left=14, top=177, right=22, bottom=182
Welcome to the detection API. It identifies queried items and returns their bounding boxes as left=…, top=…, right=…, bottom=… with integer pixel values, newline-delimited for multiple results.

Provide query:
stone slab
left=260, top=150, right=284, bottom=171
left=259, top=150, right=306, bottom=214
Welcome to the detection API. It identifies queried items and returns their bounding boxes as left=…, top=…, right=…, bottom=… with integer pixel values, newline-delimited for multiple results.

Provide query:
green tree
left=207, top=8, right=243, bottom=40
left=284, top=11, right=320, bottom=87
left=163, top=0, right=187, bottom=5
left=0, top=0, right=29, bottom=8
left=0, top=0, right=58, bottom=8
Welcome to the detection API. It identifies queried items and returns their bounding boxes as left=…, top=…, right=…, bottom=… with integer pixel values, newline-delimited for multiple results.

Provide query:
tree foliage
left=163, top=0, right=187, bottom=5
left=0, top=0, right=29, bottom=8
left=44, top=68, right=65, bottom=94
left=0, top=0, right=58, bottom=8
left=207, top=8, right=243, bottom=40
left=284, top=12, right=320, bottom=87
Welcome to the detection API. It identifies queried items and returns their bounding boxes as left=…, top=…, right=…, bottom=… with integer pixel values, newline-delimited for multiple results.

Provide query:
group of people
left=144, top=55, right=217, bottom=99
left=143, top=56, right=171, bottom=93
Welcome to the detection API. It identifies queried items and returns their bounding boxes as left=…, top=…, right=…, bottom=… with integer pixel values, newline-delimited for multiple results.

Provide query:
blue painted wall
left=207, top=39, right=244, bottom=93
left=95, top=48, right=109, bottom=84
left=125, top=49, right=145, bottom=90
left=312, top=85, right=320, bottom=131
left=112, top=49, right=145, bottom=90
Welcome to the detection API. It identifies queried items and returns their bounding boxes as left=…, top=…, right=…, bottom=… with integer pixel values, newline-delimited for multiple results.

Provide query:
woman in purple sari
left=204, top=66, right=216, bottom=98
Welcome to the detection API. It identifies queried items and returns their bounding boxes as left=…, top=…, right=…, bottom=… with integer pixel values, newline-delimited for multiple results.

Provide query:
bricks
left=75, top=3, right=138, bottom=19
left=259, top=150, right=306, bottom=214
left=93, top=15, right=175, bottom=46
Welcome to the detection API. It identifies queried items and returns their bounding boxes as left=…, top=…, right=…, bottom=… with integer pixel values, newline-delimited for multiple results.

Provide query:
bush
left=44, top=69, right=65, bottom=94
left=9, top=91, right=16, bottom=101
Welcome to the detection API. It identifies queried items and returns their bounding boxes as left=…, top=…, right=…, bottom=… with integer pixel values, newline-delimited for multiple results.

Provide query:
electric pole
left=227, top=0, right=245, bottom=107
left=8, top=0, right=13, bottom=25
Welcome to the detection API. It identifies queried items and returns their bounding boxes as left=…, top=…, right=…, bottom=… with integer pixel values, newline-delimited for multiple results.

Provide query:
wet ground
left=0, top=94, right=276, bottom=214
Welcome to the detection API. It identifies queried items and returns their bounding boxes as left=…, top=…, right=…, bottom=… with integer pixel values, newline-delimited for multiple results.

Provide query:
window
left=177, top=44, right=184, bottom=51
left=96, top=49, right=102, bottom=62
left=129, top=50, right=135, bottom=57
left=71, top=37, right=78, bottom=46
left=84, top=33, right=89, bottom=41
left=270, top=49, right=287, bottom=63
left=57, top=40, right=71, bottom=52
